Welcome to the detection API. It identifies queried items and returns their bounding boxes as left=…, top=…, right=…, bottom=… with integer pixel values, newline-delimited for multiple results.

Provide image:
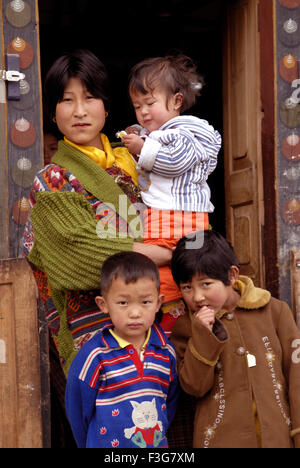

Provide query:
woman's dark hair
left=171, top=230, right=240, bottom=287
left=100, top=251, right=160, bottom=296
left=129, top=54, right=204, bottom=113
left=44, top=49, right=110, bottom=120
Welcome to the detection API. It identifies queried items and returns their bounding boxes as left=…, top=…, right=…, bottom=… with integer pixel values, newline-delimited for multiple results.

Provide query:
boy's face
left=179, top=268, right=239, bottom=315
left=95, top=276, right=164, bottom=348
left=130, top=88, right=182, bottom=132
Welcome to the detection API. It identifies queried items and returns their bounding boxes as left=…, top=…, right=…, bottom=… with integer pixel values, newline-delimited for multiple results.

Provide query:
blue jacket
left=65, top=321, right=179, bottom=448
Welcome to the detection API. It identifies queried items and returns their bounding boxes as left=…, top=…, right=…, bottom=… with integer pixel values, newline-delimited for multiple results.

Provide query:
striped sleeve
left=138, top=117, right=221, bottom=179
left=65, top=346, right=101, bottom=447
left=165, top=342, right=179, bottom=423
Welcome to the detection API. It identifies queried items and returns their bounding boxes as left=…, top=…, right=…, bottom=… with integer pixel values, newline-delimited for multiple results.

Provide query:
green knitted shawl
left=28, top=141, right=142, bottom=373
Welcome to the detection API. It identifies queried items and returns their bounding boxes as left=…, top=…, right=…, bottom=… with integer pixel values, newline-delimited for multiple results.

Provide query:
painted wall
left=0, top=0, right=43, bottom=260
left=275, top=0, right=300, bottom=316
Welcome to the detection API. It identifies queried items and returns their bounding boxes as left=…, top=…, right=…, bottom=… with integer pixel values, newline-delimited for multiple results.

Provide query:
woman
left=23, top=49, right=171, bottom=375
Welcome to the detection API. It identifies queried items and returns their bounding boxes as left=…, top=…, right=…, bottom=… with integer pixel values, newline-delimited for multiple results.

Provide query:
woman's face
left=55, top=77, right=106, bottom=149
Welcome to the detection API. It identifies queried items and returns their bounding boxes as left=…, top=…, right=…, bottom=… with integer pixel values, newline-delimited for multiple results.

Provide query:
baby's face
left=130, top=88, right=181, bottom=132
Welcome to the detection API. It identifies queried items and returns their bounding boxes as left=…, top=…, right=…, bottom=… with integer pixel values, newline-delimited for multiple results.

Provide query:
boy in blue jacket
left=65, top=251, right=179, bottom=448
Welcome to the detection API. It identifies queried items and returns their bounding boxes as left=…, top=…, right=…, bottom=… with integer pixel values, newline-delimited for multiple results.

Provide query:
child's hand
left=194, top=306, right=216, bottom=332
left=125, top=125, right=142, bottom=136
left=122, top=134, right=144, bottom=155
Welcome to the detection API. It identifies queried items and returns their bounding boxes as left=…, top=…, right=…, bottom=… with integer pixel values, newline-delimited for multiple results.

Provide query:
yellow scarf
left=64, top=133, right=138, bottom=185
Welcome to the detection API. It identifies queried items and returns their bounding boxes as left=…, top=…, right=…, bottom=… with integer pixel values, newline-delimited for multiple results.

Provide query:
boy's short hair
left=171, top=230, right=240, bottom=286
left=100, top=251, right=160, bottom=296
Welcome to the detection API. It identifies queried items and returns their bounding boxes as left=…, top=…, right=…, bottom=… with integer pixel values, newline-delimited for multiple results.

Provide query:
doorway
left=38, top=0, right=226, bottom=234
left=36, top=0, right=270, bottom=447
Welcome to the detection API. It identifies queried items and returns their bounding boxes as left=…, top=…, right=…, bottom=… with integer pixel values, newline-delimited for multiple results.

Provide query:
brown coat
left=171, top=276, right=300, bottom=448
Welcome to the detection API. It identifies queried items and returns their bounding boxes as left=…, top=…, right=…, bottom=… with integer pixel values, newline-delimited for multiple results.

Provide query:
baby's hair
left=129, top=54, right=204, bottom=113
left=171, top=230, right=240, bottom=287
left=100, top=251, right=160, bottom=296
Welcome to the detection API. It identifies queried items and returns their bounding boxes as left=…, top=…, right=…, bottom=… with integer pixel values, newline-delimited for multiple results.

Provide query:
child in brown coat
left=170, top=230, right=300, bottom=448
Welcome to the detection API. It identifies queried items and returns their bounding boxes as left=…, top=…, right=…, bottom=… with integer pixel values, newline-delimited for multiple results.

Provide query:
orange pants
left=143, top=208, right=209, bottom=303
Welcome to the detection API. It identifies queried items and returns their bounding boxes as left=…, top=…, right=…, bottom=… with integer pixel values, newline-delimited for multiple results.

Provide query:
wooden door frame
left=259, top=0, right=279, bottom=298
left=0, top=0, right=50, bottom=447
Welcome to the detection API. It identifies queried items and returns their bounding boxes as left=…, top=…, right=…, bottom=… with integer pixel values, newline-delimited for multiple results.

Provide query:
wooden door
left=0, top=0, right=46, bottom=448
left=0, top=259, right=43, bottom=448
left=223, top=0, right=264, bottom=286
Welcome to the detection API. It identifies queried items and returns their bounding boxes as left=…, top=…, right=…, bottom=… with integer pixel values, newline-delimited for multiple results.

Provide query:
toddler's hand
left=194, top=306, right=215, bottom=332
left=122, top=134, right=144, bottom=155
left=125, top=125, right=142, bottom=136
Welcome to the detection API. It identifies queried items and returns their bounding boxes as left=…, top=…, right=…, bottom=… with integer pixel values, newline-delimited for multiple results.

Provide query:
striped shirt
left=65, top=321, right=179, bottom=448
left=137, top=115, right=222, bottom=212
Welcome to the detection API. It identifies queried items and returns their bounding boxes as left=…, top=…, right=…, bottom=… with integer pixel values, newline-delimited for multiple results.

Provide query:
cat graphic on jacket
left=124, top=399, right=164, bottom=448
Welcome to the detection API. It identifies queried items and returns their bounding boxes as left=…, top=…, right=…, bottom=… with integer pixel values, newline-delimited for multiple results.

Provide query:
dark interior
left=38, top=0, right=225, bottom=234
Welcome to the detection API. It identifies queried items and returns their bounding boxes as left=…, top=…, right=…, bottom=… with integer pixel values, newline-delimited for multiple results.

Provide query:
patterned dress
left=23, top=159, right=141, bottom=358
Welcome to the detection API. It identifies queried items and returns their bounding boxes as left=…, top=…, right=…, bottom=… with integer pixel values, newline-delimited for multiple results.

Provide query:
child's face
left=95, top=276, right=164, bottom=347
left=44, top=133, right=58, bottom=165
left=130, top=88, right=182, bottom=132
left=179, top=269, right=239, bottom=315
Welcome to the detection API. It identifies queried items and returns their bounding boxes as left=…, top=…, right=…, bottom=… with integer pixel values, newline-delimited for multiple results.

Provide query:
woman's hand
left=133, top=242, right=172, bottom=267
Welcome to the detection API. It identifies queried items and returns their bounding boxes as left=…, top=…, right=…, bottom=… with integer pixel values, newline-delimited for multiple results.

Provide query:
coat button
left=236, top=346, right=246, bottom=356
left=225, top=313, right=234, bottom=320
